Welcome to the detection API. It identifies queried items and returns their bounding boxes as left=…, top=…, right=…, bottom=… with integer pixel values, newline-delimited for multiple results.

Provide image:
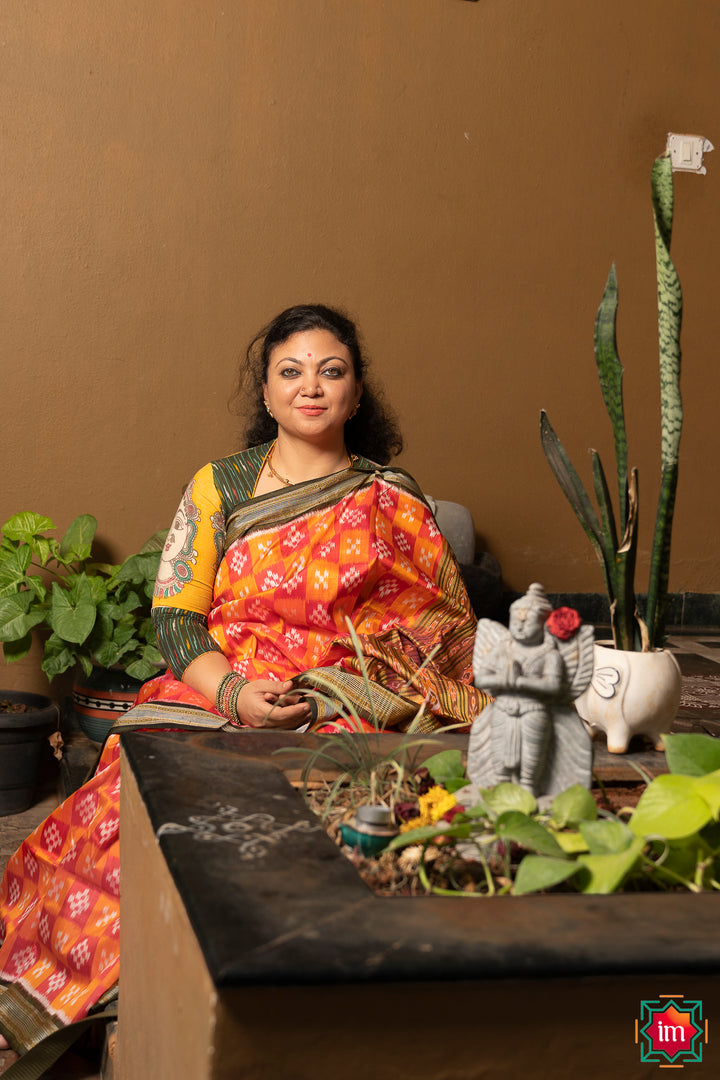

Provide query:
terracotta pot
left=574, top=642, right=682, bottom=753
left=0, top=690, right=58, bottom=815
left=71, top=665, right=144, bottom=744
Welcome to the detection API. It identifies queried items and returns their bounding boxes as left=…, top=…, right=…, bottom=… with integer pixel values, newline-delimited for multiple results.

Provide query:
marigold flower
left=399, top=785, right=456, bottom=832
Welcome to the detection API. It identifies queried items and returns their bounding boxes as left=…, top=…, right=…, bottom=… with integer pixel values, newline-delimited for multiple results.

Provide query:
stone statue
left=465, top=583, right=595, bottom=798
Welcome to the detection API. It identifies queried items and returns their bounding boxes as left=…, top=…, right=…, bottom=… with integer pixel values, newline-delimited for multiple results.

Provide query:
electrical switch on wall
left=666, top=133, right=714, bottom=174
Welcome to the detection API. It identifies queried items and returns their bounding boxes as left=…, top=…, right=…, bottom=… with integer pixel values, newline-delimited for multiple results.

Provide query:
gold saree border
left=110, top=702, right=229, bottom=734
left=0, top=982, right=65, bottom=1054
left=225, top=461, right=426, bottom=548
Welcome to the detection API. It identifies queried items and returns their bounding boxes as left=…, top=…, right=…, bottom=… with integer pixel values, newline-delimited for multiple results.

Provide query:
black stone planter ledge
left=118, top=729, right=720, bottom=1079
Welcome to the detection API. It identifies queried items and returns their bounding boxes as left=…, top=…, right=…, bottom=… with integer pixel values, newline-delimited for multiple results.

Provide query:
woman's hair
left=235, top=304, right=403, bottom=464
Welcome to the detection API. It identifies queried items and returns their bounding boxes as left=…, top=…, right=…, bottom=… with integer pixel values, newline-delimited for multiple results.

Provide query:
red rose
left=545, top=607, right=582, bottom=641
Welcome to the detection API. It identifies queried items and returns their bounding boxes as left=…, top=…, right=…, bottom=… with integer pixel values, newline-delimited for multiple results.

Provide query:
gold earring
left=348, top=402, right=360, bottom=420
left=265, top=401, right=275, bottom=419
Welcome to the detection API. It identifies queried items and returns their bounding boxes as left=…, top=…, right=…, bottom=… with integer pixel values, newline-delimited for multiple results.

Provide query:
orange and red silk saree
left=139, top=448, right=487, bottom=731
left=0, top=449, right=486, bottom=1055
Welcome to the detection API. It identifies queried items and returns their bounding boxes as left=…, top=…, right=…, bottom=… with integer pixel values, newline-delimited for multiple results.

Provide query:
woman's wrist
left=216, top=671, right=249, bottom=726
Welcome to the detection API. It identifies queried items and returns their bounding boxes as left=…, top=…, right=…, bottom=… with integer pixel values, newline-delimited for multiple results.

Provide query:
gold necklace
left=265, top=441, right=356, bottom=487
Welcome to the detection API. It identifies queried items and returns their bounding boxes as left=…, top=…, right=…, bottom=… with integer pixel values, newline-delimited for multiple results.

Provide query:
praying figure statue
left=466, top=583, right=595, bottom=797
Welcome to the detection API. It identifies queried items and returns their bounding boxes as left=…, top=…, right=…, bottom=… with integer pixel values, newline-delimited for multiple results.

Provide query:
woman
left=0, top=304, right=488, bottom=1060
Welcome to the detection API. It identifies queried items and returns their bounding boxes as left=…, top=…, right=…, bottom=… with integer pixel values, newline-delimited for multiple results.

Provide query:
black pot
left=0, top=690, right=59, bottom=816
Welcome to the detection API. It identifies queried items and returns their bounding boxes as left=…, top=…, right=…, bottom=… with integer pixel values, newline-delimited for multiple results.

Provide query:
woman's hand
left=236, top=679, right=312, bottom=729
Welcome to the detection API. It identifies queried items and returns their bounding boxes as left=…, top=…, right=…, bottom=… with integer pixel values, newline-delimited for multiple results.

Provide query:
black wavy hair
left=235, top=304, right=403, bottom=464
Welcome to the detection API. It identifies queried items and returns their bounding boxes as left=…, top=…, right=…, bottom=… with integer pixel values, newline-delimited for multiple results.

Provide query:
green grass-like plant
left=540, top=152, right=683, bottom=651
left=274, top=617, right=459, bottom=819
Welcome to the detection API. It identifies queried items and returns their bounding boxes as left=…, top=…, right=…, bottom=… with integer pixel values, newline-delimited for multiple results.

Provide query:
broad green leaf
left=0, top=593, right=47, bottom=641
left=49, top=581, right=96, bottom=644
left=652, top=838, right=702, bottom=886
left=513, top=855, right=581, bottom=895
left=629, top=774, right=713, bottom=840
left=58, top=514, right=97, bottom=563
left=692, top=770, right=720, bottom=818
left=92, top=641, right=126, bottom=668
left=0, top=548, right=32, bottom=597
left=41, top=635, right=79, bottom=679
left=496, top=811, right=565, bottom=857
left=550, top=784, right=598, bottom=828
left=700, top=820, right=720, bottom=853
left=115, top=552, right=163, bottom=586
left=664, top=733, right=720, bottom=777
left=424, top=749, right=467, bottom=793
left=108, top=590, right=142, bottom=618
left=138, top=529, right=169, bottom=553
left=136, top=617, right=157, bottom=646
left=554, top=830, right=589, bottom=854
left=77, top=654, right=94, bottom=678
left=576, top=837, right=646, bottom=894
left=66, top=572, right=106, bottom=606
left=30, top=536, right=53, bottom=566
left=125, top=656, right=161, bottom=681
left=83, top=575, right=109, bottom=605
left=112, top=623, right=137, bottom=647
left=481, top=783, right=537, bottom=817
left=25, top=575, right=47, bottom=602
left=2, top=632, right=33, bottom=663
left=579, top=818, right=635, bottom=855
left=1, top=512, right=54, bottom=542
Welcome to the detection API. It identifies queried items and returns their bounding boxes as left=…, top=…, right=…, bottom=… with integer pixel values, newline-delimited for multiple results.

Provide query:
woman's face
left=263, top=328, right=362, bottom=447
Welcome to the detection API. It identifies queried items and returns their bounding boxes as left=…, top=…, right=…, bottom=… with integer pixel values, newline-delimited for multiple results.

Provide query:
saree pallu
left=140, top=464, right=487, bottom=731
left=0, top=737, right=120, bottom=1053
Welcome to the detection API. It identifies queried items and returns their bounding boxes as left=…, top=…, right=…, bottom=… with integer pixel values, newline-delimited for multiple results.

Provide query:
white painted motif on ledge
left=156, top=803, right=323, bottom=860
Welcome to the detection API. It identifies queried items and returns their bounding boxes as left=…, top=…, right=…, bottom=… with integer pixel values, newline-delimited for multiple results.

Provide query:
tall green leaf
left=646, top=153, right=683, bottom=648
left=593, top=264, right=629, bottom=532
left=539, top=412, right=604, bottom=557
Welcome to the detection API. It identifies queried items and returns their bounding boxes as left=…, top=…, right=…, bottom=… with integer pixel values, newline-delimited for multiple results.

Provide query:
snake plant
left=541, top=152, right=683, bottom=652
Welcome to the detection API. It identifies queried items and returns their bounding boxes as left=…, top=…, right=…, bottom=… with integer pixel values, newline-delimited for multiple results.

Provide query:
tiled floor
left=1, top=631, right=720, bottom=1076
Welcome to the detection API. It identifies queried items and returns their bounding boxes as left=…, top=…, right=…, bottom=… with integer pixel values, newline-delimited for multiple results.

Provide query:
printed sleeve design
left=154, top=481, right=201, bottom=599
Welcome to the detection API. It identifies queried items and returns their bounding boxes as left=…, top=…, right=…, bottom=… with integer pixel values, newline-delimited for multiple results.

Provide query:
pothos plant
left=388, top=733, right=720, bottom=896
left=540, top=151, right=685, bottom=652
left=0, top=511, right=166, bottom=682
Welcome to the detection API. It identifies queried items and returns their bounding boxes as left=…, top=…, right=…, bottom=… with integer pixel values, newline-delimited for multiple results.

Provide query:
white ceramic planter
left=574, top=642, right=682, bottom=754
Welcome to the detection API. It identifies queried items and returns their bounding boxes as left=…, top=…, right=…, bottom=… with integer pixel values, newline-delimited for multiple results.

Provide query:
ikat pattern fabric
left=0, top=738, right=121, bottom=1051
left=143, top=458, right=486, bottom=729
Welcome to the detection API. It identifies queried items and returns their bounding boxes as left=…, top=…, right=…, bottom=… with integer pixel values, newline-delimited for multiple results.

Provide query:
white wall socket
left=666, top=133, right=713, bottom=175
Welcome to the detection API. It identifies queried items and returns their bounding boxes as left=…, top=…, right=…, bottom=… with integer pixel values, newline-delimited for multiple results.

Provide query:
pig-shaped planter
left=575, top=642, right=682, bottom=753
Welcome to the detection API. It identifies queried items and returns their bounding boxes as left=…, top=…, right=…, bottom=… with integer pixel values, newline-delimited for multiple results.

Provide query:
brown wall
left=2, top=1, right=719, bottom=694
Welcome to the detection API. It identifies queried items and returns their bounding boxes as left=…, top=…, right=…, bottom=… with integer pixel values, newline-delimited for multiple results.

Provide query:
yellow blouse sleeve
left=152, top=462, right=225, bottom=616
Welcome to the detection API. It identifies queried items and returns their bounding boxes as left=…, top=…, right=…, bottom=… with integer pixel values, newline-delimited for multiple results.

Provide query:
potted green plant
left=539, top=151, right=689, bottom=751
left=0, top=511, right=166, bottom=740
